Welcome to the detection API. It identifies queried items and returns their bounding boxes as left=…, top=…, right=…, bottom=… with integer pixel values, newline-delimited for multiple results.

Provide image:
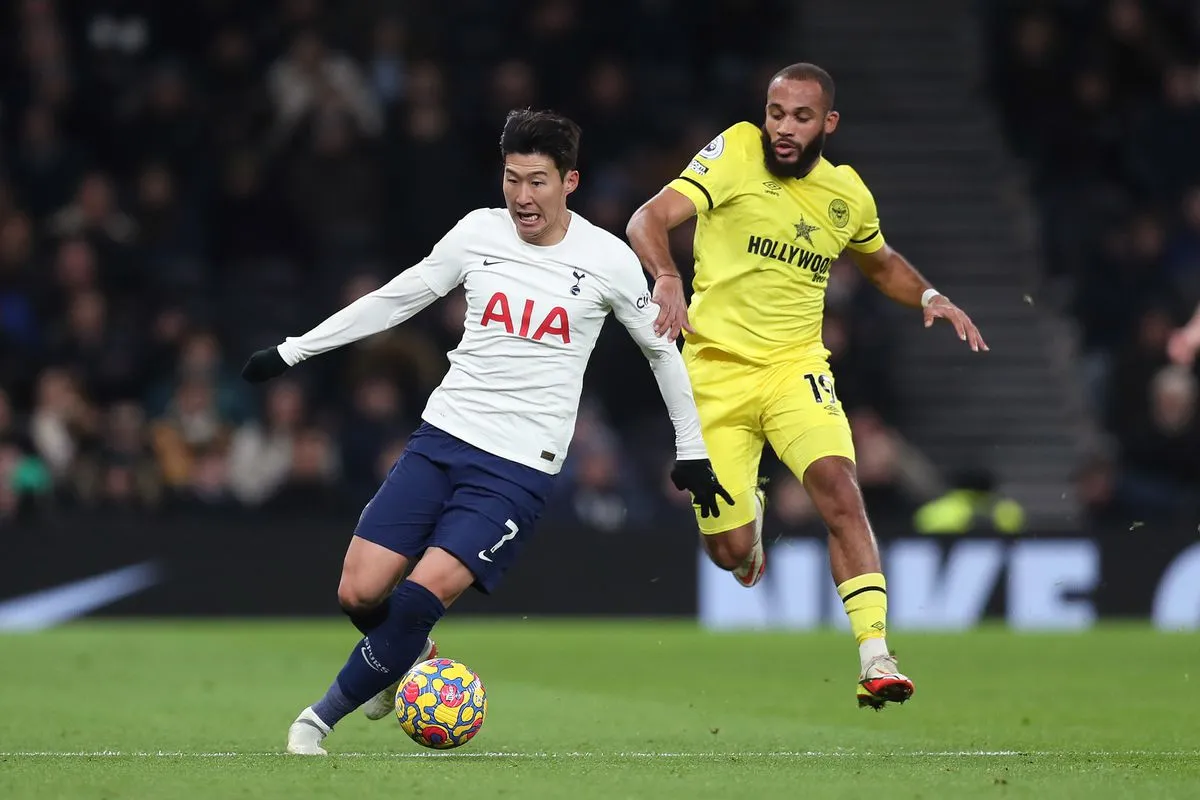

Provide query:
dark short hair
left=499, top=109, right=582, bottom=177
left=771, top=62, right=836, bottom=109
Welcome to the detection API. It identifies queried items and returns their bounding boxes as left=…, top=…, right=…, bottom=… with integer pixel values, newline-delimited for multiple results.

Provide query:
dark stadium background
left=1, top=0, right=1199, bottom=630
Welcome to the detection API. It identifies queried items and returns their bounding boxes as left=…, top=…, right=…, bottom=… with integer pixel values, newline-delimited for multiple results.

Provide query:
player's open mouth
left=516, top=212, right=541, bottom=227
left=774, top=142, right=797, bottom=158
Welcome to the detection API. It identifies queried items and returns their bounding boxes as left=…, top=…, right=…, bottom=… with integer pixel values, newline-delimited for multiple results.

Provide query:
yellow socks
left=837, top=572, right=888, bottom=646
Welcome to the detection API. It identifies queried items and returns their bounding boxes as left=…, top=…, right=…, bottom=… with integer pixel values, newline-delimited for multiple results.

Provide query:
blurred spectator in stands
left=824, top=258, right=897, bottom=420
left=150, top=376, right=233, bottom=491
left=0, top=439, right=52, bottom=524
left=0, top=389, right=15, bottom=444
left=147, top=329, right=251, bottom=424
left=824, top=311, right=895, bottom=421
left=0, top=213, right=40, bottom=363
left=228, top=378, right=309, bottom=505
left=989, top=8, right=1064, bottom=164
left=1128, top=65, right=1200, bottom=201
left=367, top=16, right=407, bottom=110
left=913, top=468, right=1025, bottom=535
left=73, top=401, right=162, bottom=510
left=264, top=427, right=342, bottom=512
left=384, top=93, right=467, bottom=265
left=465, top=58, right=539, bottom=180
left=850, top=408, right=943, bottom=522
left=283, top=91, right=383, bottom=263
left=340, top=376, right=407, bottom=501
left=1108, top=306, right=1172, bottom=438
left=267, top=27, right=382, bottom=148
left=1074, top=449, right=1136, bottom=529
left=48, top=237, right=99, bottom=306
left=28, top=367, right=96, bottom=483
left=575, top=58, right=636, bottom=166
left=133, top=161, right=204, bottom=279
left=210, top=150, right=301, bottom=267
left=205, top=26, right=270, bottom=153
left=1165, top=186, right=1200, bottom=290
left=11, top=104, right=88, bottom=219
left=1074, top=215, right=1171, bottom=408
left=46, top=172, right=137, bottom=262
left=1098, top=0, right=1178, bottom=106
left=1116, top=364, right=1200, bottom=516
left=116, top=63, right=204, bottom=180
left=548, top=402, right=653, bottom=532
left=179, top=444, right=236, bottom=510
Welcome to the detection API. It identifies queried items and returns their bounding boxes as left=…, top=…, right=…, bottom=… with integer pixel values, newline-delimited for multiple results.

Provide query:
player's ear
left=824, top=110, right=840, bottom=135
left=563, top=169, right=580, bottom=196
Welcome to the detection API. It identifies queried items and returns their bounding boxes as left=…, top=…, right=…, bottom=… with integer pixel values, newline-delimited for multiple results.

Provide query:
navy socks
left=312, top=581, right=447, bottom=728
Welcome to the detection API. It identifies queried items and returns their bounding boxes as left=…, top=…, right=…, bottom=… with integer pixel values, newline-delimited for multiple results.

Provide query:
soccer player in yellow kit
left=627, top=63, right=987, bottom=709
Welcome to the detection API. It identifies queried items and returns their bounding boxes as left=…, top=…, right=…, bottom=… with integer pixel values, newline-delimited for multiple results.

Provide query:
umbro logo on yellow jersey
left=762, top=181, right=782, bottom=196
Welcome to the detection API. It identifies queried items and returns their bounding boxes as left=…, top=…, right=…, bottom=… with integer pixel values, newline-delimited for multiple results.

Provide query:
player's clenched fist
left=241, top=346, right=289, bottom=383
left=670, top=459, right=734, bottom=519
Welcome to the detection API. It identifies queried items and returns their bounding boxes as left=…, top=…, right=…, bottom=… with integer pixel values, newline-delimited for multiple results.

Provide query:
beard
left=760, top=127, right=825, bottom=179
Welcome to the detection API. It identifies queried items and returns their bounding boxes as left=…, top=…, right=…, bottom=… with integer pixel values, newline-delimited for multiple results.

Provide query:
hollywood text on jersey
left=745, top=235, right=833, bottom=284
left=480, top=291, right=571, bottom=343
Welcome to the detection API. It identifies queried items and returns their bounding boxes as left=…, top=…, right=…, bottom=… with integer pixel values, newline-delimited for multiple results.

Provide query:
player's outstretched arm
left=850, top=245, right=989, bottom=353
left=626, top=188, right=700, bottom=342
left=241, top=268, right=441, bottom=383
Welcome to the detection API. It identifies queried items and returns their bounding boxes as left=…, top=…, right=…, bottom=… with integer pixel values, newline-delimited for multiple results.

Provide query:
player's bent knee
left=702, top=523, right=756, bottom=570
left=336, top=578, right=390, bottom=614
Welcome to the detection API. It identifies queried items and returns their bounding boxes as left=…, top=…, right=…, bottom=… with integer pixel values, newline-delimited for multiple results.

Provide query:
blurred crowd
left=0, top=0, right=932, bottom=531
left=984, top=0, right=1200, bottom=523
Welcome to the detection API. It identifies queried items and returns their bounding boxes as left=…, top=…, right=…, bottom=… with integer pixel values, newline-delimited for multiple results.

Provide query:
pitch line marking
left=2, top=750, right=1197, bottom=759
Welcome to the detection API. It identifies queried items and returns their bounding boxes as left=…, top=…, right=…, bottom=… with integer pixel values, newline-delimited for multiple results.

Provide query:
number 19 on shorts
left=803, top=372, right=838, bottom=405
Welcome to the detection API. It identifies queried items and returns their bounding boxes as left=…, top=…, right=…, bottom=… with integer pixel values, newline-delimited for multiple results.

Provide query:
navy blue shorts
left=353, top=423, right=556, bottom=594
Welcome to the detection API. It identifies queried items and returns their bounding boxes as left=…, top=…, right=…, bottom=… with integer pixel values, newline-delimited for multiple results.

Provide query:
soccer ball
left=394, top=657, right=487, bottom=749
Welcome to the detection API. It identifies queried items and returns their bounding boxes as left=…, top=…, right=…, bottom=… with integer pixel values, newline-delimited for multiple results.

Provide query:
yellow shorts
left=684, top=347, right=855, bottom=534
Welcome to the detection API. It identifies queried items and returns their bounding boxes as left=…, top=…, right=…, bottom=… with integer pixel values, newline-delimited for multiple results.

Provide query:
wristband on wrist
left=655, top=273, right=682, bottom=281
left=921, top=288, right=942, bottom=308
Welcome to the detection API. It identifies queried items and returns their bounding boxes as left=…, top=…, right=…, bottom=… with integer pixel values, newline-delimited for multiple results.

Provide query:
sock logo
left=359, top=638, right=390, bottom=674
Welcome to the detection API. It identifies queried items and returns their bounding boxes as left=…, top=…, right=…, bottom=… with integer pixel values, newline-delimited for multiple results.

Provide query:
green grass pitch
left=0, top=620, right=1196, bottom=799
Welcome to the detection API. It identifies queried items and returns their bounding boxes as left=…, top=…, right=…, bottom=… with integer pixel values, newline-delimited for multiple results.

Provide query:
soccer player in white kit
left=240, top=109, right=732, bottom=755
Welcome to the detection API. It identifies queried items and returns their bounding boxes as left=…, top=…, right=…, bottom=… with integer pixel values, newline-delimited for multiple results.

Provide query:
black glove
left=670, top=458, right=734, bottom=519
left=241, top=347, right=289, bottom=383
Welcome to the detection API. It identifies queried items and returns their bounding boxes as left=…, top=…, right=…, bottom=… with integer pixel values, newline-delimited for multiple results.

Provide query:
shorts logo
left=828, top=198, right=850, bottom=228
left=699, top=134, right=725, bottom=160
left=479, top=519, right=519, bottom=563
left=635, top=292, right=652, bottom=310
left=688, top=159, right=709, bottom=176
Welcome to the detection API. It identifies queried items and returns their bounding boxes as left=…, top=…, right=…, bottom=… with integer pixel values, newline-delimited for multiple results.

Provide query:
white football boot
left=857, top=654, right=915, bottom=710
left=361, top=637, right=438, bottom=720
left=286, top=707, right=331, bottom=755
left=732, top=488, right=767, bottom=587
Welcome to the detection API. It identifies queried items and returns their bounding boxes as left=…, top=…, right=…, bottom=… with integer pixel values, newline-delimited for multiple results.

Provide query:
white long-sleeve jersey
left=276, top=208, right=707, bottom=475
